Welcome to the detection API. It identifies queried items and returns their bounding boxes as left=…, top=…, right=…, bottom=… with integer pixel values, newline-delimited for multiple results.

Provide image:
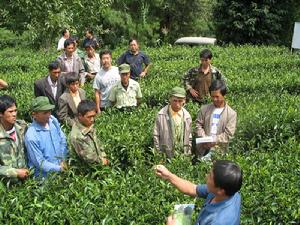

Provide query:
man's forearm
left=168, top=172, right=197, bottom=197
left=95, top=91, right=101, bottom=111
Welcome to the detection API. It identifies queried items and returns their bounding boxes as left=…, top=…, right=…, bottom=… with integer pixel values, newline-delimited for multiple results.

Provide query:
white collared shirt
left=47, top=76, right=58, bottom=99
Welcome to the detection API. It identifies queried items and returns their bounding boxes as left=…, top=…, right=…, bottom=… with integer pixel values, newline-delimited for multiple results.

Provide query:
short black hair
left=62, top=28, right=68, bottom=36
left=200, top=49, right=212, bottom=59
left=213, top=160, right=243, bottom=196
left=129, top=38, right=138, bottom=45
left=70, top=36, right=80, bottom=44
left=209, top=80, right=227, bottom=96
left=64, top=38, right=75, bottom=48
left=84, top=40, right=96, bottom=49
left=86, top=29, right=93, bottom=35
left=65, top=74, right=80, bottom=85
left=77, top=100, right=96, bottom=116
left=48, top=61, right=60, bottom=71
left=0, top=95, right=16, bottom=114
left=100, top=49, right=112, bottom=59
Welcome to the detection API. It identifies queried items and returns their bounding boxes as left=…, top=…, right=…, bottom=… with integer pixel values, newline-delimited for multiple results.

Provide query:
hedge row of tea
left=0, top=45, right=299, bottom=224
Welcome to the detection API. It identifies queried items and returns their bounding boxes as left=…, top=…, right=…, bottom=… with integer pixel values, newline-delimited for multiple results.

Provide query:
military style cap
left=119, top=64, right=130, bottom=74
left=170, top=87, right=186, bottom=98
left=31, top=96, right=55, bottom=112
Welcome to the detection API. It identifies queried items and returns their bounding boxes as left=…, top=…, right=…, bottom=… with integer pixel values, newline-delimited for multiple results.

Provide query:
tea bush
left=0, top=45, right=299, bottom=224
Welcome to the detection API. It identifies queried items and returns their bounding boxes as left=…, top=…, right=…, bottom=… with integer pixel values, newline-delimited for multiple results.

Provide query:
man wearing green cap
left=153, top=87, right=192, bottom=158
left=25, top=96, right=68, bottom=177
left=109, top=64, right=142, bottom=110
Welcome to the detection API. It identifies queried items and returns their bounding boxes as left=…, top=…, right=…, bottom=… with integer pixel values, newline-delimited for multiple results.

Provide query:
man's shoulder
left=34, top=76, right=47, bottom=86
left=69, top=122, right=83, bottom=139
left=182, top=107, right=192, bottom=119
left=225, top=104, right=236, bottom=114
left=186, top=66, right=199, bottom=75
left=157, top=105, right=168, bottom=115
left=15, top=120, right=28, bottom=133
left=129, top=79, right=140, bottom=87
left=200, top=103, right=214, bottom=112
left=213, top=193, right=241, bottom=225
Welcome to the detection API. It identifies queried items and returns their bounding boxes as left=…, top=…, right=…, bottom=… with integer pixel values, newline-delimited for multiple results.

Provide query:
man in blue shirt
left=25, top=96, right=68, bottom=177
left=155, top=160, right=243, bottom=225
left=116, top=38, right=151, bottom=81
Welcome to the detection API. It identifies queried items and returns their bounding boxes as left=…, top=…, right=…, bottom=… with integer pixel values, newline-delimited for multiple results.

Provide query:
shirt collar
left=75, top=119, right=94, bottom=135
left=169, top=106, right=183, bottom=117
left=47, top=76, right=57, bottom=87
left=63, top=52, right=74, bottom=60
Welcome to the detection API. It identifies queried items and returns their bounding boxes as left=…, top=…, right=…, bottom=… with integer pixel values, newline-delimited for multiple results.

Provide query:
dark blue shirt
left=195, top=184, right=241, bottom=225
left=117, top=50, right=150, bottom=80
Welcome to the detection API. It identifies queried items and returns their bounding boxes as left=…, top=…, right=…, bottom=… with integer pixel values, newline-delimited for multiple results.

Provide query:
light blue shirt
left=195, top=184, right=241, bottom=225
left=25, top=115, right=68, bottom=177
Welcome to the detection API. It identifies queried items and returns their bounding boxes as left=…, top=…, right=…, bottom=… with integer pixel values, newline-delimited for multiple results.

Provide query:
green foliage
left=213, top=0, right=300, bottom=45
left=0, top=45, right=299, bottom=224
left=0, top=0, right=216, bottom=48
left=0, top=0, right=112, bottom=48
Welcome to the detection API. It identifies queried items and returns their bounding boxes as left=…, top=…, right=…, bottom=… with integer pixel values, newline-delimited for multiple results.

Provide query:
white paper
left=196, top=136, right=214, bottom=144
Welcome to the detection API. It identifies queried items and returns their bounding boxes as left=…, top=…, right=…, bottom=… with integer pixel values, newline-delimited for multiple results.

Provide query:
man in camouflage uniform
left=69, top=100, right=108, bottom=165
left=183, top=48, right=225, bottom=104
left=0, top=95, right=29, bottom=183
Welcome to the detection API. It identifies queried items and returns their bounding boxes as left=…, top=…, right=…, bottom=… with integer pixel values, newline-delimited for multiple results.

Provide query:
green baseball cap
left=31, top=96, right=55, bottom=112
left=170, top=87, right=186, bottom=98
left=119, top=64, right=130, bottom=74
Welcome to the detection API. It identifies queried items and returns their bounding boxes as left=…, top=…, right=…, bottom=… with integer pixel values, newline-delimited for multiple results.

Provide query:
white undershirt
left=210, top=107, right=224, bottom=140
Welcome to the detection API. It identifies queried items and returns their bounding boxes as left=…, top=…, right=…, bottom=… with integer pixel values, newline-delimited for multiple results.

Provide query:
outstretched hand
left=154, top=165, right=172, bottom=180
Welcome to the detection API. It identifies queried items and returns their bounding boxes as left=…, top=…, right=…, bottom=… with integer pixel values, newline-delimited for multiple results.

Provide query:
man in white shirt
left=93, top=50, right=120, bottom=113
left=57, top=28, right=70, bottom=51
left=195, top=80, right=237, bottom=159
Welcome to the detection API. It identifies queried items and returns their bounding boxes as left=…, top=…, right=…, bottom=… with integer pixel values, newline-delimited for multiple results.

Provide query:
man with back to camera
left=69, top=100, right=109, bottom=166
left=195, top=80, right=237, bottom=160
left=183, top=49, right=225, bottom=104
left=82, top=29, right=100, bottom=49
left=153, top=87, right=192, bottom=158
left=93, top=50, right=120, bottom=113
left=34, top=61, right=65, bottom=117
left=25, top=96, right=68, bottom=177
left=0, top=95, right=29, bottom=183
left=155, top=160, right=243, bottom=225
left=116, top=38, right=150, bottom=81
left=57, top=28, right=70, bottom=51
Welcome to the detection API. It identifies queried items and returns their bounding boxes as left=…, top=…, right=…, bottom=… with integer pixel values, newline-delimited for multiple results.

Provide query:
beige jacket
left=195, top=103, right=237, bottom=155
left=153, top=105, right=192, bottom=158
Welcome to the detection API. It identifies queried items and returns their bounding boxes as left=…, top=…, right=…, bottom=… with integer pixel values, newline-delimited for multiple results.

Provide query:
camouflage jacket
left=0, top=120, right=27, bottom=178
left=183, top=65, right=225, bottom=101
left=69, top=119, right=106, bottom=164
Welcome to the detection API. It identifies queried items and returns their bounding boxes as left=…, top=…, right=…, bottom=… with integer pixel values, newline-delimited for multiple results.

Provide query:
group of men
left=0, top=32, right=243, bottom=224
left=153, top=48, right=241, bottom=224
left=0, top=94, right=108, bottom=180
left=154, top=49, right=236, bottom=162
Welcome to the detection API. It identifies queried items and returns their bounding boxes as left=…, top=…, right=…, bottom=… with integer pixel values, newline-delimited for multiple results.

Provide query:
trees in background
left=213, top=0, right=300, bottom=45
left=0, top=0, right=214, bottom=48
left=0, top=0, right=299, bottom=48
